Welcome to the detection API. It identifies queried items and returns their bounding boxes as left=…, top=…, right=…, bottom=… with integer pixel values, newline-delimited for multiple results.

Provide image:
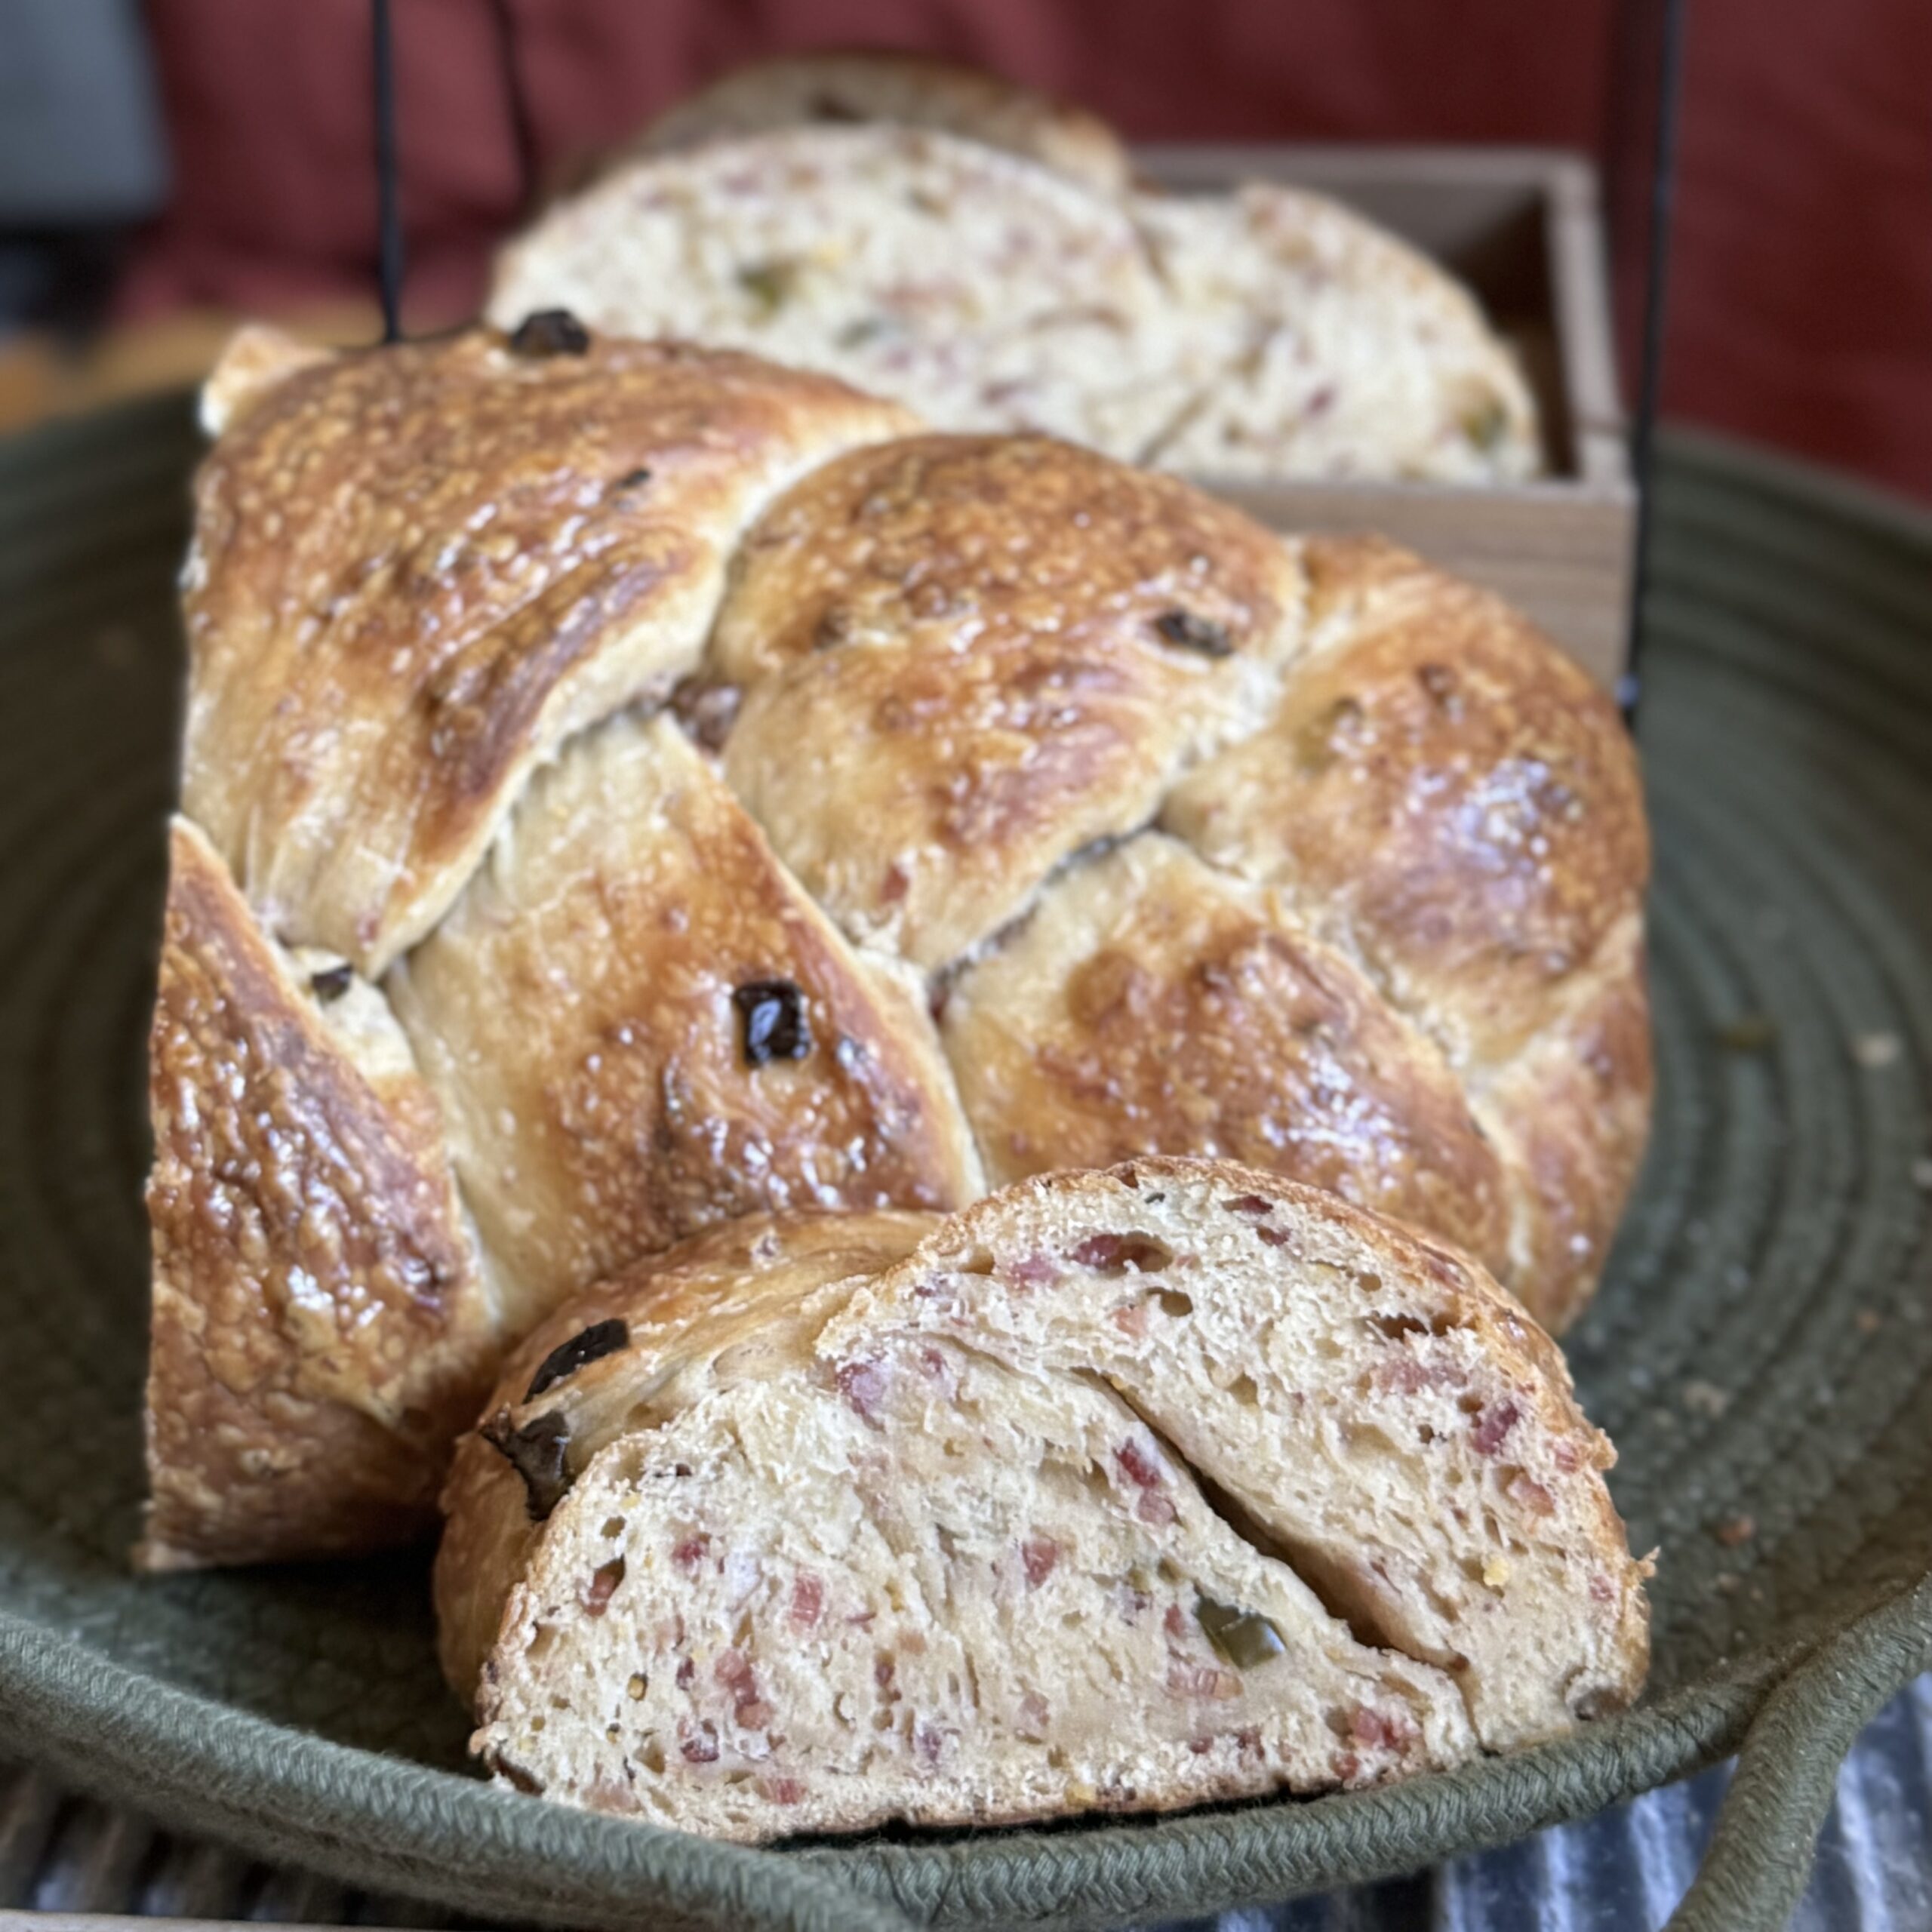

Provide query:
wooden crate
left=1138, top=145, right=1632, bottom=687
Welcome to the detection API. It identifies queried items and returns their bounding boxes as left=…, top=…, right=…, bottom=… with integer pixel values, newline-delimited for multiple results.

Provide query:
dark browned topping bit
left=526, top=1317, right=630, bottom=1400
left=1416, top=663, right=1461, bottom=712
left=508, top=309, right=590, bottom=358
left=1195, top=1595, right=1287, bottom=1669
left=491, top=1755, right=543, bottom=1795
left=1152, top=610, right=1234, bottom=658
left=481, top=1407, right=573, bottom=1520
left=734, top=979, right=812, bottom=1066
left=309, top=964, right=354, bottom=1003
left=614, top=466, right=654, bottom=491
left=668, top=675, right=742, bottom=752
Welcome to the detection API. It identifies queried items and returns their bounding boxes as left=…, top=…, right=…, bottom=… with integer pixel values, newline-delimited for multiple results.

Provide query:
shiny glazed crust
left=715, top=434, right=1305, bottom=967
left=181, top=329, right=913, bottom=977
left=140, top=820, right=496, bottom=1567
left=442, top=1161, right=1649, bottom=1840
left=146, top=330, right=1647, bottom=1566
left=388, top=714, right=979, bottom=1324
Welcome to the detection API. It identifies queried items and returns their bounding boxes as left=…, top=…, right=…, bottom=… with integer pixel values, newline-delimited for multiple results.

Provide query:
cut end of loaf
left=458, top=1159, right=1648, bottom=1841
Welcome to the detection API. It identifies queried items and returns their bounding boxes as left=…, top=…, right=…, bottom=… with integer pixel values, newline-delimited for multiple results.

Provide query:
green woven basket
left=0, top=397, right=1926, bottom=1932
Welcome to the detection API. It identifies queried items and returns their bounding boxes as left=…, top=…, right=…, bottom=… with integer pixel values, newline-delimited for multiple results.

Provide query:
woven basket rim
left=0, top=401, right=1927, bottom=1932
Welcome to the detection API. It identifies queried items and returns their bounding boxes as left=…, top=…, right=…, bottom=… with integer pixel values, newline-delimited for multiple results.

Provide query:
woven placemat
left=0, top=399, right=1925, bottom=1932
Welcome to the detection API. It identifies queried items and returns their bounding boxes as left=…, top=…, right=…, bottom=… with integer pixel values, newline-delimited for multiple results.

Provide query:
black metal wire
left=1620, top=0, right=1691, bottom=724
left=487, top=0, right=541, bottom=220
left=372, top=0, right=405, bottom=343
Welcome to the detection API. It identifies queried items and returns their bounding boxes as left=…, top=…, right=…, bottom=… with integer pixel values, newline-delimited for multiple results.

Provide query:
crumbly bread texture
left=627, top=51, right=1132, bottom=195
left=442, top=1160, right=1649, bottom=1841
left=1131, top=183, right=1539, bottom=481
left=146, top=329, right=1644, bottom=1565
left=491, top=128, right=1187, bottom=462
left=488, top=124, right=1537, bottom=483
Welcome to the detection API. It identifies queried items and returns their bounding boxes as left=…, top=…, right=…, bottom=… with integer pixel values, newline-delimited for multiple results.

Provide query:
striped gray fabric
left=4, top=1674, right=1930, bottom=1930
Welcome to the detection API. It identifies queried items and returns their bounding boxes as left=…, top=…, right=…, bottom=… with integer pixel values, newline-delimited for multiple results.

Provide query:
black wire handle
left=372, top=0, right=405, bottom=343
left=1619, top=0, right=1691, bottom=724
left=487, top=0, right=541, bottom=221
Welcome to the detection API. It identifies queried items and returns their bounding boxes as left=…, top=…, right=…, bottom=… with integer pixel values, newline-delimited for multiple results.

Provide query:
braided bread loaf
left=438, top=1159, right=1650, bottom=1839
left=140, top=321, right=1647, bottom=1569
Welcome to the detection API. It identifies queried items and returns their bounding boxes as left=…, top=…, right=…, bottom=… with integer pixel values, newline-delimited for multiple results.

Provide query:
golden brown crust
left=156, top=351, right=1651, bottom=1571
left=390, top=713, right=978, bottom=1327
left=943, top=836, right=1512, bottom=1276
left=630, top=51, right=1133, bottom=195
left=140, top=819, right=495, bottom=1568
left=183, top=327, right=914, bottom=975
left=435, top=1208, right=933, bottom=1700
left=1164, top=536, right=1649, bottom=1066
left=716, top=435, right=1305, bottom=968
left=198, top=324, right=332, bottom=436
left=1158, top=537, right=1651, bottom=1327
left=1473, top=918, right=1656, bottom=1331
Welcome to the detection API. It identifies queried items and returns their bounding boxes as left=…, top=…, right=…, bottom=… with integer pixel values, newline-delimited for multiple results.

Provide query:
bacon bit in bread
left=1472, top=1400, right=1520, bottom=1455
left=1349, top=1706, right=1417, bottom=1751
left=1506, top=1472, right=1555, bottom=1515
left=1073, top=1231, right=1174, bottom=1274
left=836, top=1358, right=889, bottom=1422
left=1008, top=1251, right=1063, bottom=1290
left=1021, top=1537, right=1060, bottom=1587
left=1116, top=1438, right=1166, bottom=1491
left=1167, top=1658, right=1241, bottom=1699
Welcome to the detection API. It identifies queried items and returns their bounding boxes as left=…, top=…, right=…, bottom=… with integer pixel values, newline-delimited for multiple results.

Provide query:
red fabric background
left=125, top=0, right=1932, bottom=499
